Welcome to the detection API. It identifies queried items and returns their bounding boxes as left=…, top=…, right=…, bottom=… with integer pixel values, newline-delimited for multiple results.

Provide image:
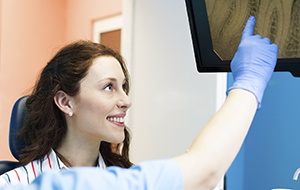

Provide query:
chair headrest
left=9, top=96, right=28, bottom=160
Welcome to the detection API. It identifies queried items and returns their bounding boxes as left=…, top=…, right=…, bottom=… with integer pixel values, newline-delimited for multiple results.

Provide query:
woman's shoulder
left=0, top=151, right=61, bottom=186
left=0, top=161, right=34, bottom=186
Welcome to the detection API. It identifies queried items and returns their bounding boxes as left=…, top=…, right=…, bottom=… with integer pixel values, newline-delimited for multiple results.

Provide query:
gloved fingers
left=241, top=35, right=274, bottom=48
left=242, top=16, right=256, bottom=40
left=270, top=43, right=279, bottom=54
left=250, top=35, right=263, bottom=40
left=260, top=37, right=271, bottom=44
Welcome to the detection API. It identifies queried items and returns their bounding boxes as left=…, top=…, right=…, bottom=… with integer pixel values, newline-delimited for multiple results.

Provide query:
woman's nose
left=117, top=91, right=132, bottom=110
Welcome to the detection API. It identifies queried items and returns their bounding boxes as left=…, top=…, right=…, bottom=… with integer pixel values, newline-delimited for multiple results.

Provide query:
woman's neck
left=55, top=150, right=98, bottom=167
left=55, top=137, right=100, bottom=167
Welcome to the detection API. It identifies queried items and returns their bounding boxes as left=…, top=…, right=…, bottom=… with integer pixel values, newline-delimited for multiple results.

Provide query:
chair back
left=0, top=96, right=28, bottom=175
left=9, top=96, right=28, bottom=160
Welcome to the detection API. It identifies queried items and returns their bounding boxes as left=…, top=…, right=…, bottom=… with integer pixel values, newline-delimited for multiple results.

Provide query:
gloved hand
left=227, top=16, right=278, bottom=109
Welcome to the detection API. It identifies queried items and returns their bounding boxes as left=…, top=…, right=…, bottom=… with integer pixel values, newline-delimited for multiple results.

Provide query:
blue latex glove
left=227, top=16, right=278, bottom=109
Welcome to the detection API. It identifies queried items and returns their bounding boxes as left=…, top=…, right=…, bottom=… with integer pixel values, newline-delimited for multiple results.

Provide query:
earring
left=68, top=112, right=73, bottom=117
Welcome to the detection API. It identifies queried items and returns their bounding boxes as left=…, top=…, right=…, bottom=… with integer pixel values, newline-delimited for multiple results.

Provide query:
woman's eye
left=104, top=84, right=113, bottom=91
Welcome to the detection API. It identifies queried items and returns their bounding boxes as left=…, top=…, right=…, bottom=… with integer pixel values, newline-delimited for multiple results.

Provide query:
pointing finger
left=242, top=16, right=256, bottom=40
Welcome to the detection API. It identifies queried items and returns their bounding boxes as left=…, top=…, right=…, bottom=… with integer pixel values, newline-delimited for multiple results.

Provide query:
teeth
left=108, top=117, right=124, bottom=122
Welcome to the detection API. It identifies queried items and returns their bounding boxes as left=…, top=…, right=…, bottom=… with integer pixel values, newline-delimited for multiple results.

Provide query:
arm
left=174, top=16, right=278, bottom=190
left=175, top=89, right=257, bottom=189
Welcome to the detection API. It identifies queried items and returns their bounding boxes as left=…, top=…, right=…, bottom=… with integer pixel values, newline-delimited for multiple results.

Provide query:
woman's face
left=70, top=56, right=131, bottom=144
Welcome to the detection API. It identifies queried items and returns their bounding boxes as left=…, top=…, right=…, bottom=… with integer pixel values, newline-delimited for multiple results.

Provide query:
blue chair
left=0, top=96, right=28, bottom=174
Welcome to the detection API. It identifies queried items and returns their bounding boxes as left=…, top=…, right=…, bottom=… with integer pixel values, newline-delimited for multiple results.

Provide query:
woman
left=0, top=40, right=133, bottom=185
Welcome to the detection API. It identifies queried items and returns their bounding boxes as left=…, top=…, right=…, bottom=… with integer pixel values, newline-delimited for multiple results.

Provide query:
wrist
left=227, top=82, right=262, bottom=109
left=227, top=88, right=258, bottom=109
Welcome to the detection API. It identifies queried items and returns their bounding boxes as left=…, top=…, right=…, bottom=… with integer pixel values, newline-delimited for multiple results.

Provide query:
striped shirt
left=0, top=149, right=106, bottom=186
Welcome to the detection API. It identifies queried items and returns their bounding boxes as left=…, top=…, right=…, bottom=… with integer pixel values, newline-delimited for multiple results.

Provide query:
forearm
left=175, top=89, right=257, bottom=190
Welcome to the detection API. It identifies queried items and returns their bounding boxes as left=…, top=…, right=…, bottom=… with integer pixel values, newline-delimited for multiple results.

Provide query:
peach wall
left=65, top=0, right=122, bottom=42
left=0, top=0, right=67, bottom=161
left=0, top=0, right=122, bottom=161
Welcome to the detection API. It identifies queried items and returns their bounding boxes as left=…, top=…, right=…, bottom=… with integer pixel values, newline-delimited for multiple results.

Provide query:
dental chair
left=0, top=96, right=28, bottom=175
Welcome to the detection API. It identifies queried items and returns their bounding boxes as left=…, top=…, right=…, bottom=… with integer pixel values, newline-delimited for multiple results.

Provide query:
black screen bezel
left=185, top=0, right=300, bottom=77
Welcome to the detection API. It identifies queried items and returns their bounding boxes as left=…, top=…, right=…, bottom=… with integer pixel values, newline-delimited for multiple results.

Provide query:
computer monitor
left=185, top=0, right=300, bottom=77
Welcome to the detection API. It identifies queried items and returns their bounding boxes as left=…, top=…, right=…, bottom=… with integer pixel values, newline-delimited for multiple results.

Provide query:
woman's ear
left=53, top=90, right=73, bottom=115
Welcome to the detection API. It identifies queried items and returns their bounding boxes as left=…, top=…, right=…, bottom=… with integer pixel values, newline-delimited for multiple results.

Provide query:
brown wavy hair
left=18, top=40, right=133, bottom=168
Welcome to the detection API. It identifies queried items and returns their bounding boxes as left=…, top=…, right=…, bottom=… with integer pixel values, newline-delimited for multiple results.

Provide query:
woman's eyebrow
left=97, top=77, right=117, bottom=83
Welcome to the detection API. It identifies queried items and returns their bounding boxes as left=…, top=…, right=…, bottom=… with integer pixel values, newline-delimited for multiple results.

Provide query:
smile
left=107, top=117, right=125, bottom=123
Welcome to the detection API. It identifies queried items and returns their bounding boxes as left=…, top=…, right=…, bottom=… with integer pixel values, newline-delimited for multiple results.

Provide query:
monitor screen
left=185, top=0, right=300, bottom=77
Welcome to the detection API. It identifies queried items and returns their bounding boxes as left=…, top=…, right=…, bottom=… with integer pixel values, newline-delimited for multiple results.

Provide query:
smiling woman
left=0, top=40, right=133, bottom=185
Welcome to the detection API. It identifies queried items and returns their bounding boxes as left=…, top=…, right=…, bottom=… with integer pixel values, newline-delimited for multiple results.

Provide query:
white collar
left=49, top=149, right=106, bottom=169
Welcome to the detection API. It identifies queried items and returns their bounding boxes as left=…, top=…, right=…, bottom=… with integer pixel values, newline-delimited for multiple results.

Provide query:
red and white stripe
left=0, top=149, right=106, bottom=186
